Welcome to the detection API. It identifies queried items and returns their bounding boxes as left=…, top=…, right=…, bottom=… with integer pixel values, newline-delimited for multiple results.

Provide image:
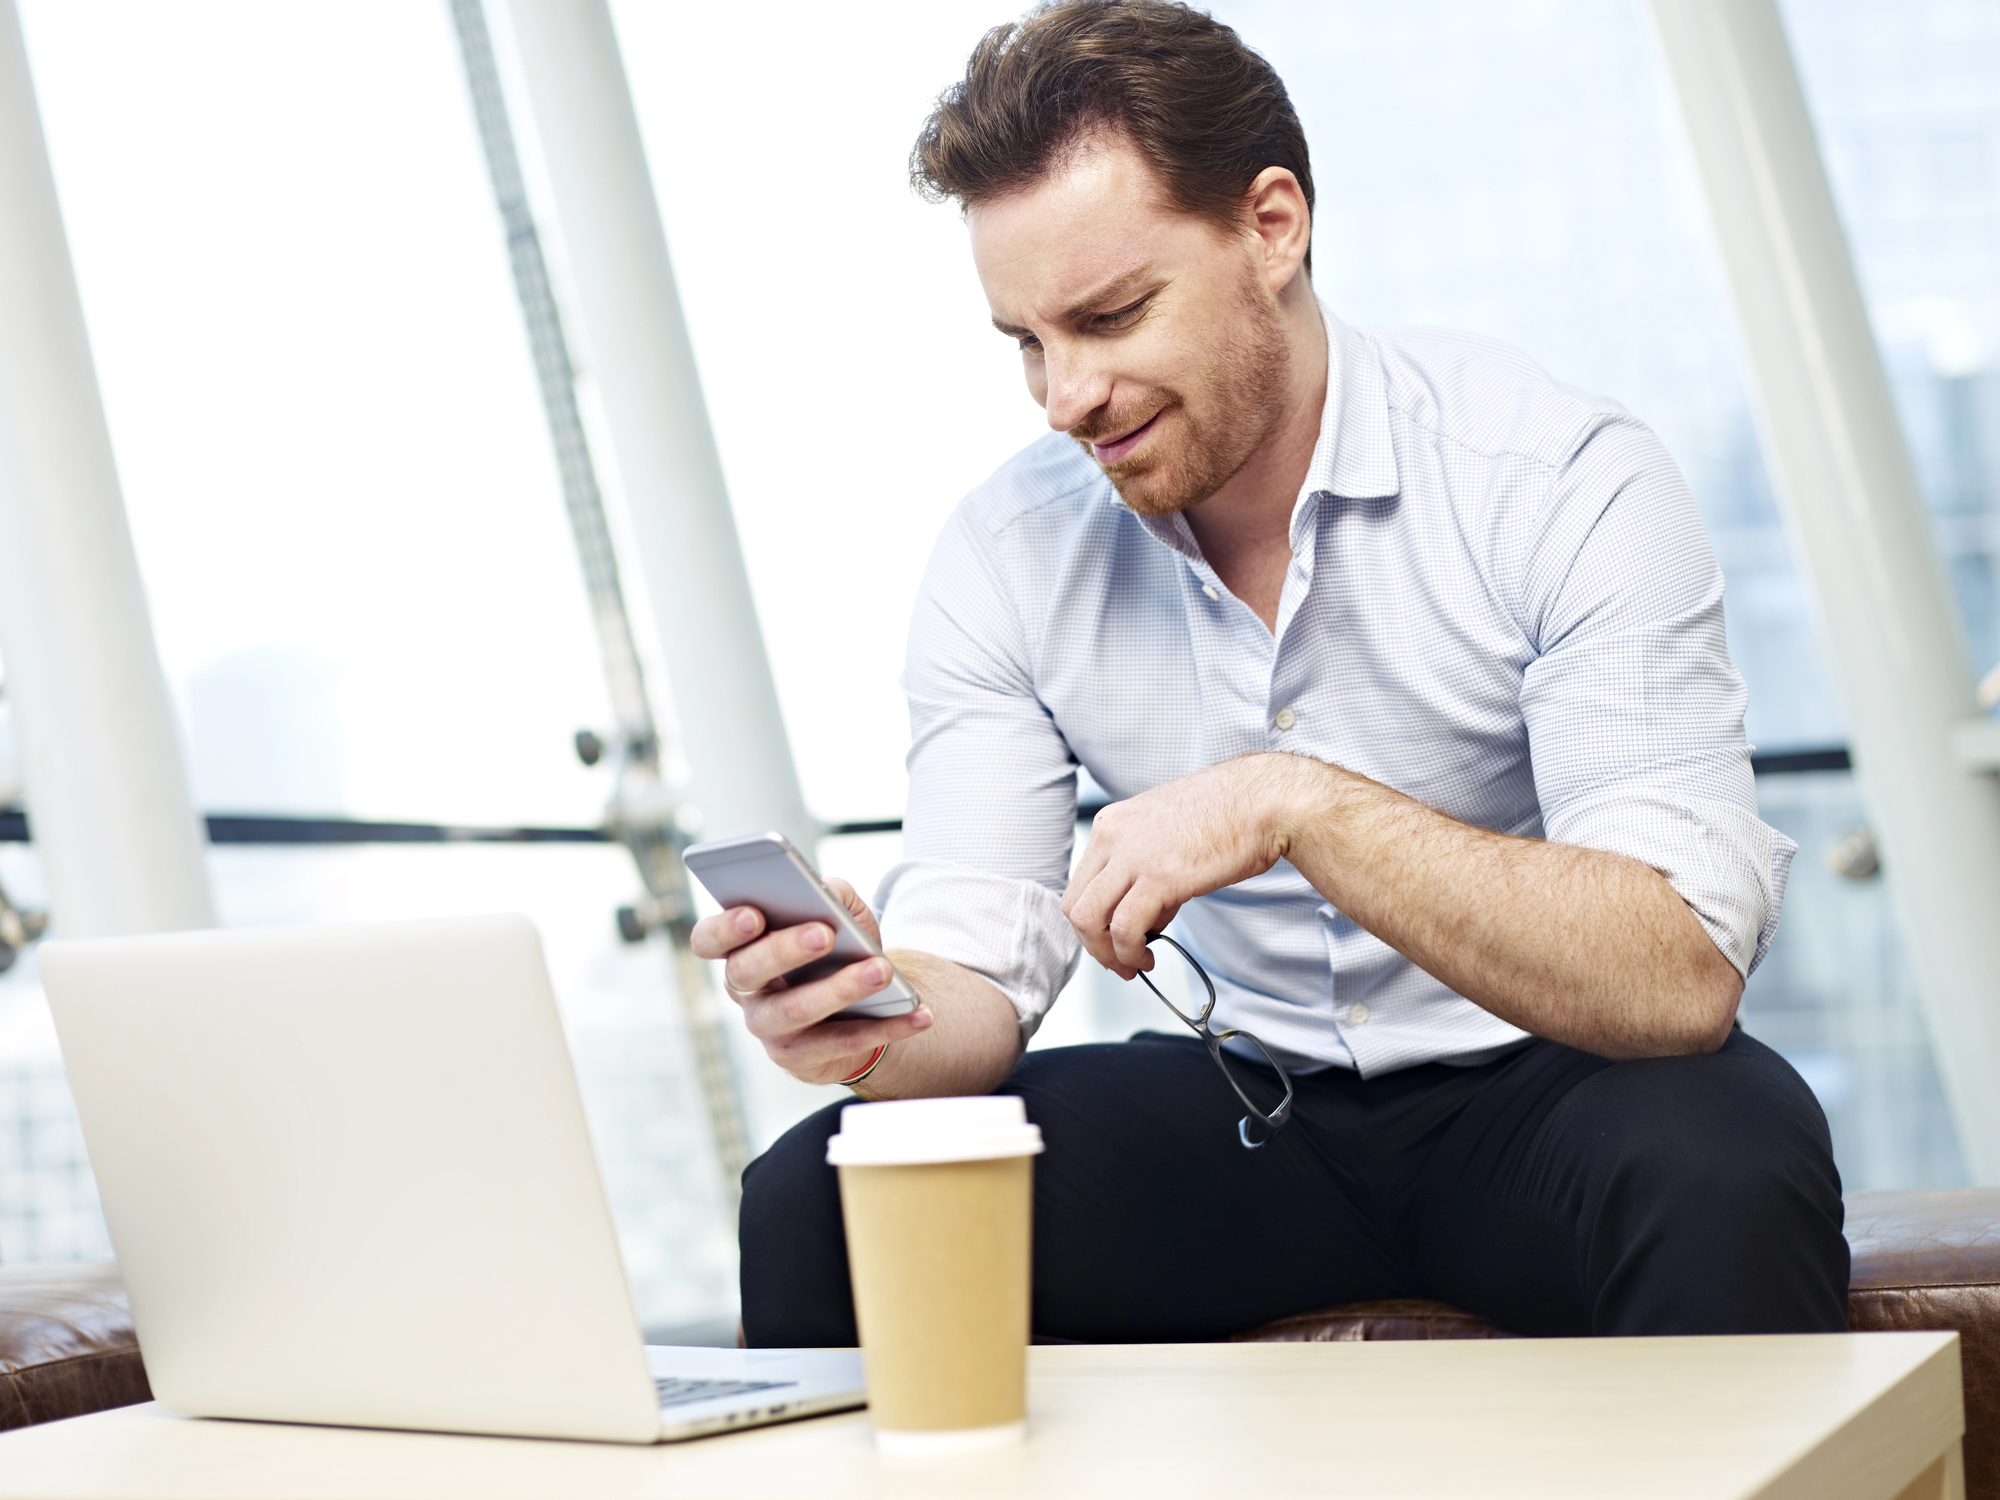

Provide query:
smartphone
left=682, top=831, right=919, bottom=1019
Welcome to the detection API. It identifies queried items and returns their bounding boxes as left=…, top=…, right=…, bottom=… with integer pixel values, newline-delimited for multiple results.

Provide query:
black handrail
left=1745, top=747, right=1852, bottom=775
left=0, top=811, right=609, bottom=846
left=0, top=745, right=1856, bottom=846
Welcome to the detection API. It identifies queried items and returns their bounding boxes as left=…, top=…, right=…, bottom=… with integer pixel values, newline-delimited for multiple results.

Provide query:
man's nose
left=1041, top=347, right=1113, bottom=434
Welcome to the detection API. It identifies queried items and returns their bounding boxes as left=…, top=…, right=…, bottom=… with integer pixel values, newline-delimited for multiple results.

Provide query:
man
left=695, top=0, right=1848, bottom=1344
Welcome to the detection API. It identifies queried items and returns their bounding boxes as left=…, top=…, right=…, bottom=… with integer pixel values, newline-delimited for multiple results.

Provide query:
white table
left=0, top=1335, right=1965, bottom=1499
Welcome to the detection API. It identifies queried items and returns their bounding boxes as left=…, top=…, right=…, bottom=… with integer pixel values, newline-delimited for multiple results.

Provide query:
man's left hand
left=1062, top=753, right=1322, bottom=977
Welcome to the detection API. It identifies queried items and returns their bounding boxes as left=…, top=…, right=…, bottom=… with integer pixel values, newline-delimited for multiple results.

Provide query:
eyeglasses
left=1137, top=933, right=1294, bottom=1150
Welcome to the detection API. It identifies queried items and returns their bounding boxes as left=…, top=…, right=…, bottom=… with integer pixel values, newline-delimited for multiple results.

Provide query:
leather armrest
left=0, top=1262, right=151, bottom=1431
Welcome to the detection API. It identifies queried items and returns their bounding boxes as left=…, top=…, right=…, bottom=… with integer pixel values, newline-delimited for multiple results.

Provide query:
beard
left=1070, top=270, right=1291, bottom=517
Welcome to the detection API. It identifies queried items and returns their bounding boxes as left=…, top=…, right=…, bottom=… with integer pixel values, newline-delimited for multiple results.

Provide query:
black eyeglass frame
left=1137, top=933, right=1295, bottom=1149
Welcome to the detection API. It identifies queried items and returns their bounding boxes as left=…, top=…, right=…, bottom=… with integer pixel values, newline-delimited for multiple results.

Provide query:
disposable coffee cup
left=826, top=1096, right=1043, bottom=1453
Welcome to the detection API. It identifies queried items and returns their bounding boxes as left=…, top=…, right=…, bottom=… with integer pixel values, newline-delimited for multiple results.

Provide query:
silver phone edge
left=767, top=841, right=920, bottom=1016
left=683, top=833, right=919, bottom=1018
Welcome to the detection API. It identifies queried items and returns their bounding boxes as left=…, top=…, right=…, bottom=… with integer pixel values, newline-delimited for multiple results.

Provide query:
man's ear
left=1243, top=166, right=1311, bottom=294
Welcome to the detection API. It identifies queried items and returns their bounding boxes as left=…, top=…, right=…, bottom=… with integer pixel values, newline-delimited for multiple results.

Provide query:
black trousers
left=739, top=1028, right=1849, bottom=1345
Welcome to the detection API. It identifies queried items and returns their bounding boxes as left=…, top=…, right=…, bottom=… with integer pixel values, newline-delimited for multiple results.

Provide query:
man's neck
left=1181, top=288, right=1329, bottom=633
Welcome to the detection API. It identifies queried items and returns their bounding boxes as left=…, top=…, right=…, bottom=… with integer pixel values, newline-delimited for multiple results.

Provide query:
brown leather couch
left=5, top=1189, right=1996, bottom=1493
left=0, top=1262, right=149, bottom=1431
left=1233, top=1187, right=2000, bottom=1498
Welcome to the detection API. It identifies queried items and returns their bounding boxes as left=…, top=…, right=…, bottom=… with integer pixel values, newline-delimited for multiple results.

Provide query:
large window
left=2, top=1, right=1992, bottom=1330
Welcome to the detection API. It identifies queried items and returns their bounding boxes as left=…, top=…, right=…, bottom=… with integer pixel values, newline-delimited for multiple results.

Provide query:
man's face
left=969, top=132, right=1289, bottom=517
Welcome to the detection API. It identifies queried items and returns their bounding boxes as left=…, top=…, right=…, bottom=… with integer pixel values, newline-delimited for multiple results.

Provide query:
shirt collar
left=1315, top=308, right=1400, bottom=504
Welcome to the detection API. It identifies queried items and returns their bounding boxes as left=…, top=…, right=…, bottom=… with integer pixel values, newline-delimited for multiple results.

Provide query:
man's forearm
left=851, top=950, right=1025, bottom=1099
left=1275, top=758, right=1744, bottom=1059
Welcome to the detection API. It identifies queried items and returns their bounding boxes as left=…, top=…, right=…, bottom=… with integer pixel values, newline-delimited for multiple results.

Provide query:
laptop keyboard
left=654, top=1375, right=798, bottom=1410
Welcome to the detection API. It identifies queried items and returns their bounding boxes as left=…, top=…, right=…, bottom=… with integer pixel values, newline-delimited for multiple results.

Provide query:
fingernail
left=911, top=1006, right=934, bottom=1030
left=734, top=908, right=757, bottom=935
left=863, top=959, right=887, bottom=987
left=804, top=925, right=830, bottom=952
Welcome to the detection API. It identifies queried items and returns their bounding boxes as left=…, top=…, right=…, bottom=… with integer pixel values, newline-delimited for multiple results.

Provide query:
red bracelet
left=839, top=1044, right=889, bottom=1087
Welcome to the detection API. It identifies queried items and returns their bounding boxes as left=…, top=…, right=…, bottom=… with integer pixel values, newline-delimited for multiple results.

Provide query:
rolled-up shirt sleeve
left=873, top=505, right=1083, bottom=1035
left=1518, top=417, right=1796, bottom=978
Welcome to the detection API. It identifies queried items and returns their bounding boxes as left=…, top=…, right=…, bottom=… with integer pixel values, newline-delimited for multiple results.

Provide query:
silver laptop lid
left=42, top=914, right=664, bottom=1443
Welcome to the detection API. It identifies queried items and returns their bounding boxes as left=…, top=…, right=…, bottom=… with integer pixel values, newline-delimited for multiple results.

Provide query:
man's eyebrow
left=989, top=265, right=1162, bottom=339
left=1060, top=266, right=1159, bottom=323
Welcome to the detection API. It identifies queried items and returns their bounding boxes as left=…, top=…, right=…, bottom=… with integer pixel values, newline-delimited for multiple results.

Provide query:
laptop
left=40, top=913, right=865, bottom=1443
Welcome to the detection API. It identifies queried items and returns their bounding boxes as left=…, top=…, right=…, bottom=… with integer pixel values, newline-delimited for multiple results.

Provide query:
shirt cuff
left=874, top=857, right=1082, bottom=1037
left=1545, top=791, right=1797, bottom=978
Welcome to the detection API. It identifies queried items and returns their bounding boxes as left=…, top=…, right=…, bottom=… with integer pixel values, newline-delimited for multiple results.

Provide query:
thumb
left=825, top=876, right=882, bottom=944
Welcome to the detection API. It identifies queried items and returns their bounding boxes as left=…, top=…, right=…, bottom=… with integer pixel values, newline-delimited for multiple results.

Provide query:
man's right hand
left=689, top=876, right=934, bottom=1086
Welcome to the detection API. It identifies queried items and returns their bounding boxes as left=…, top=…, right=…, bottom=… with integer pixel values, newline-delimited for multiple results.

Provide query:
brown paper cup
left=827, top=1097, right=1042, bottom=1453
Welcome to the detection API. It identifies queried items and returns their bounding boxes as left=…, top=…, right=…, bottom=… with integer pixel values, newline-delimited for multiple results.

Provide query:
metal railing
left=0, top=745, right=1856, bottom=848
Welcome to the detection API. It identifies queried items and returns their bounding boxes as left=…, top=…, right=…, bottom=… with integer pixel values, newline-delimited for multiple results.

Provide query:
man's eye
left=1099, top=301, right=1147, bottom=329
left=1017, top=335, right=1043, bottom=354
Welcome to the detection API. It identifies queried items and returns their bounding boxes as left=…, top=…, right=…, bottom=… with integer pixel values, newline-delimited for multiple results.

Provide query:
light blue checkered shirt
left=875, top=311, right=1795, bottom=1077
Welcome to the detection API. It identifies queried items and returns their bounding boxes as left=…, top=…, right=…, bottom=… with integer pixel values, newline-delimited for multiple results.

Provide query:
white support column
left=1648, top=0, right=2000, bottom=1180
left=0, top=0, right=213, bottom=938
left=501, top=0, right=815, bottom=855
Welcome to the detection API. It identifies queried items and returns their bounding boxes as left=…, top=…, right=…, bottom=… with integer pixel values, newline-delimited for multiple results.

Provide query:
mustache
left=1068, top=397, right=1177, bottom=446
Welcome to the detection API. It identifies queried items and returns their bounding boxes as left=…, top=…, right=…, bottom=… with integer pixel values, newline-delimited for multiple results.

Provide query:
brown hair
left=911, top=1, right=1314, bottom=270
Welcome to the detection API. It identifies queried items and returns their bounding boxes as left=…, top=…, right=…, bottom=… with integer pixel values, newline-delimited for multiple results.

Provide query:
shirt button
left=1274, top=708, right=1296, bottom=731
left=1201, top=584, right=1219, bottom=601
left=1348, top=1003, right=1370, bottom=1026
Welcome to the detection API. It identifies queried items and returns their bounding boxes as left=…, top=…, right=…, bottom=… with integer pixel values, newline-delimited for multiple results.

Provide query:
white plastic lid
left=825, top=1096, right=1044, bottom=1166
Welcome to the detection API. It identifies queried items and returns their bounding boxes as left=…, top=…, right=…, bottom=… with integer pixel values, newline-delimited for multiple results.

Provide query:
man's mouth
left=1086, top=409, right=1164, bottom=466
